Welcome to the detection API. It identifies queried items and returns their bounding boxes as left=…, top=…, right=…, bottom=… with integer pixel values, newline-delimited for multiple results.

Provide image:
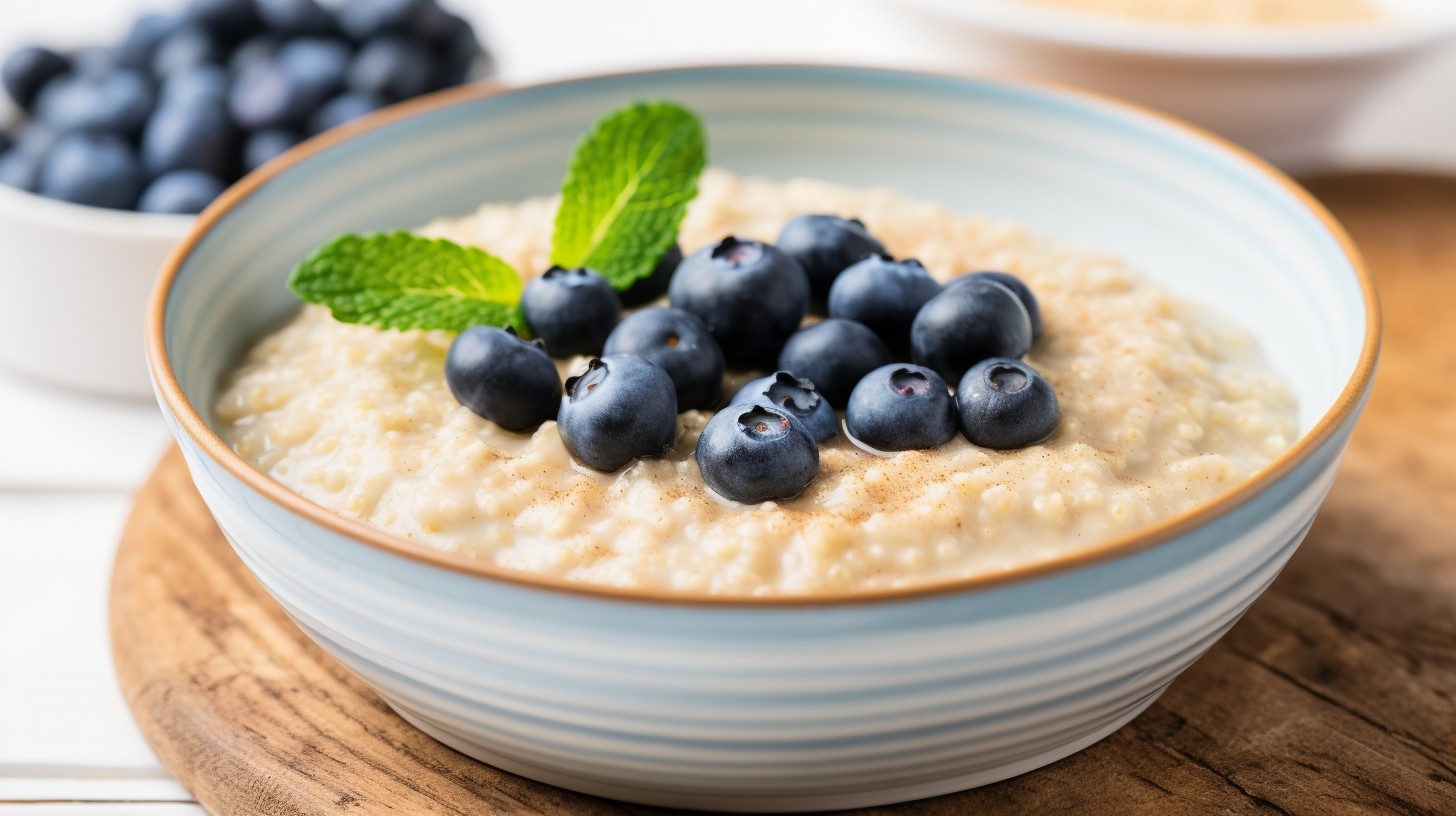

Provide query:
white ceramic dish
left=147, top=66, right=1378, bottom=810
left=0, top=182, right=191, bottom=397
left=888, top=0, right=1456, bottom=172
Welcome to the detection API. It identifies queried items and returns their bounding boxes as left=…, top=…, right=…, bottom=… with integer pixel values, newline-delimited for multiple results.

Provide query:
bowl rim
left=146, top=64, right=1381, bottom=608
left=893, top=0, right=1456, bottom=60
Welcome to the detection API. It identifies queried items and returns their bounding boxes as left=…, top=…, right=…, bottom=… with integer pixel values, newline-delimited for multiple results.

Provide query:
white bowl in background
left=888, top=0, right=1456, bottom=172
left=0, top=182, right=191, bottom=398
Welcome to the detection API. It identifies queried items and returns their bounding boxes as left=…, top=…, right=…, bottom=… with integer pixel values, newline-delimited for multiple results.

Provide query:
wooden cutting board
left=110, top=174, right=1456, bottom=815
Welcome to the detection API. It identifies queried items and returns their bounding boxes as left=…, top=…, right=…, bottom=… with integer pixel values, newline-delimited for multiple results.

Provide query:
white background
left=1, top=1, right=1452, bottom=814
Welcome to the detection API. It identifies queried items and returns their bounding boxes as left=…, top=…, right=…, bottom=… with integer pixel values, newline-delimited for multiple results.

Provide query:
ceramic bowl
left=0, top=182, right=191, bottom=397
left=889, top=0, right=1456, bottom=172
left=146, top=66, right=1378, bottom=811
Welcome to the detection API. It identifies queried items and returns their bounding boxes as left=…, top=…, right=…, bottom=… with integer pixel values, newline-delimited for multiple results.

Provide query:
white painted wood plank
left=0, top=778, right=193, bottom=803
left=0, top=806, right=206, bottom=815
left=0, top=371, right=168, bottom=491
left=0, top=496, right=164, bottom=773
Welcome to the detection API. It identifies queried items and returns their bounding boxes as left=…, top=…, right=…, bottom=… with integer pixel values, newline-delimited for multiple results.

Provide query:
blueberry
left=227, top=35, right=280, bottom=75
left=228, top=59, right=319, bottom=130
left=409, top=7, right=484, bottom=86
left=408, top=2, right=466, bottom=45
left=777, top=318, right=892, bottom=406
left=731, top=371, right=837, bottom=443
left=696, top=403, right=819, bottom=504
left=0, top=125, right=60, bottom=190
left=137, top=169, right=226, bottom=214
left=777, top=214, right=886, bottom=308
left=305, top=92, right=384, bottom=134
left=845, top=363, right=957, bottom=451
left=911, top=278, right=1032, bottom=385
left=445, top=326, right=561, bottom=431
left=347, top=37, right=434, bottom=101
left=142, top=101, right=236, bottom=177
left=520, top=267, right=621, bottom=358
left=161, top=65, right=229, bottom=107
left=668, top=236, right=809, bottom=365
left=956, top=357, right=1059, bottom=449
left=38, top=133, right=144, bottom=210
left=603, top=307, right=724, bottom=411
left=11, top=125, right=61, bottom=158
left=1, top=126, right=59, bottom=191
left=151, top=26, right=224, bottom=78
left=242, top=127, right=300, bottom=171
left=827, top=255, right=942, bottom=351
left=256, top=0, right=337, bottom=37
left=618, top=243, right=681, bottom=307
left=71, top=47, right=122, bottom=78
left=2, top=47, right=70, bottom=110
left=118, top=13, right=185, bottom=70
left=277, top=37, right=351, bottom=99
left=0, top=149, right=43, bottom=192
left=337, top=0, right=430, bottom=42
left=559, top=355, right=678, bottom=472
left=447, top=23, right=488, bottom=86
left=33, top=71, right=156, bottom=136
left=953, top=271, right=1042, bottom=340
left=187, top=0, right=263, bottom=41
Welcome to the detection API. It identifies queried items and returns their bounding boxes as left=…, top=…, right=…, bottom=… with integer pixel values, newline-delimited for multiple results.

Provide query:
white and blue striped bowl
left=146, top=66, right=1378, bottom=811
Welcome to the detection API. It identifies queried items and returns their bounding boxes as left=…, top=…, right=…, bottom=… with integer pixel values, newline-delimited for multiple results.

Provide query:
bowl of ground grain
left=889, top=0, right=1456, bottom=171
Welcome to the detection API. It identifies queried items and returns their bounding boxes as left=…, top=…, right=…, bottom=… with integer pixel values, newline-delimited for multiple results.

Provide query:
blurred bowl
left=0, top=182, right=191, bottom=397
left=890, top=0, right=1456, bottom=171
left=148, top=66, right=1377, bottom=810
left=0, top=23, right=496, bottom=399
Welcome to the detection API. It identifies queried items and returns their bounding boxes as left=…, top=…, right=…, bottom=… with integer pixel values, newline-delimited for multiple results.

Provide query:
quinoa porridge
left=216, top=169, right=1297, bottom=596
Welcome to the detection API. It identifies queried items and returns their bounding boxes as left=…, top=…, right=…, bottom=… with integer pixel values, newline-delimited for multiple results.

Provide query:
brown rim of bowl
left=146, top=64, right=1381, bottom=608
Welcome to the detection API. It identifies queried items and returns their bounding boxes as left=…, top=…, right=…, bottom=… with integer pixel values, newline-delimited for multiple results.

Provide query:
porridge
left=1017, top=0, right=1379, bottom=25
left=217, top=169, right=1296, bottom=596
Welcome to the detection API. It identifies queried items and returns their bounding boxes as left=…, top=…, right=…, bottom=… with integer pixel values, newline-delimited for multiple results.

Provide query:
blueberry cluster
left=0, top=0, right=486, bottom=213
left=443, top=215, right=1061, bottom=506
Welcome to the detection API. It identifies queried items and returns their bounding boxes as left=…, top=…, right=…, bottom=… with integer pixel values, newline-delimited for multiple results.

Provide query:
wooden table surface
left=107, top=174, right=1456, bottom=815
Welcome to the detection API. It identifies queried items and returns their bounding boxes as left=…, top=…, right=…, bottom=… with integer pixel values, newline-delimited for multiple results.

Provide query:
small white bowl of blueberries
left=0, top=0, right=488, bottom=397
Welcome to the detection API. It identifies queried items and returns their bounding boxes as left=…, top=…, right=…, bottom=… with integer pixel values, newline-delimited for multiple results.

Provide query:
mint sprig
left=551, top=100, right=706, bottom=290
left=287, top=100, right=706, bottom=334
left=286, top=232, right=526, bottom=333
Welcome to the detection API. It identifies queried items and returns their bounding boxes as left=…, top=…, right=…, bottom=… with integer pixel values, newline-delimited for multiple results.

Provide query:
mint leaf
left=287, top=232, right=527, bottom=333
left=551, top=100, right=706, bottom=290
